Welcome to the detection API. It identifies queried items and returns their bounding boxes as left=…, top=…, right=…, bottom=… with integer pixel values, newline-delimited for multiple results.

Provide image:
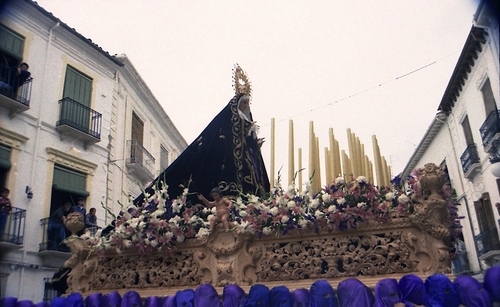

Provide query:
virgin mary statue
left=135, top=65, right=270, bottom=204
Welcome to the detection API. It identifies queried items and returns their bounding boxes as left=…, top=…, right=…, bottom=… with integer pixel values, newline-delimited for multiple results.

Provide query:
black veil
left=134, top=93, right=270, bottom=204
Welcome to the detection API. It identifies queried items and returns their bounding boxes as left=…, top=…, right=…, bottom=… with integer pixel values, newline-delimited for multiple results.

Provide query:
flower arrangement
left=84, top=169, right=462, bottom=255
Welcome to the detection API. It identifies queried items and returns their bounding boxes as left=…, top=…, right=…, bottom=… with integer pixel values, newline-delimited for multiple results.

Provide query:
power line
left=269, top=50, right=460, bottom=125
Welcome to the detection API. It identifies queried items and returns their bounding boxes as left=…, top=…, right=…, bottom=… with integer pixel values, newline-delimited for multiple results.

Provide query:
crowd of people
left=47, top=197, right=100, bottom=251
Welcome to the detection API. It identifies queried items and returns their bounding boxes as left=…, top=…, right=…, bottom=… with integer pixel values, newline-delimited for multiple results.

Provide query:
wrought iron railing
left=460, top=144, right=480, bottom=175
left=0, top=62, right=33, bottom=106
left=56, top=97, right=102, bottom=139
left=39, top=217, right=70, bottom=252
left=0, top=207, right=26, bottom=244
left=43, top=277, right=59, bottom=302
left=474, top=227, right=500, bottom=257
left=127, top=140, right=155, bottom=175
left=479, top=110, right=500, bottom=150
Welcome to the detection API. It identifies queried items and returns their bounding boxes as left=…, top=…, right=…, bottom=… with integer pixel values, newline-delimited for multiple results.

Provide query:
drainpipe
left=18, top=21, right=60, bottom=298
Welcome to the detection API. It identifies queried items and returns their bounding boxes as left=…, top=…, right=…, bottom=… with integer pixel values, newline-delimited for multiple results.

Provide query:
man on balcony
left=48, top=203, right=72, bottom=250
left=0, top=188, right=12, bottom=241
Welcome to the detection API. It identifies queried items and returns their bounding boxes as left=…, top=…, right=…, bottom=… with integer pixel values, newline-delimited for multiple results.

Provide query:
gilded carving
left=64, top=163, right=454, bottom=296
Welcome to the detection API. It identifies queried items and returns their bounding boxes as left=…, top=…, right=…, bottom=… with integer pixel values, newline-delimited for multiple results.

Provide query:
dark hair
left=78, top=197, right=86, bottom=201
left=1, top=188, right=9, bottom=193
left=210, top=187, right=221, bottom=196
left=63, top=202, right=72, bottom=208
left=20, top=62, right=29, bottom=68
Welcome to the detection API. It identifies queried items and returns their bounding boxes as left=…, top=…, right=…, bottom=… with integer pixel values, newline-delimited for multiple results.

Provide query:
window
left=60, top=66, right=93, bottom=132
left=473, top=192, right=500, bottom=255
left=63, top=66, right=92, bottom=106
left=0, top=25, right=25, bottom=92
left=0, top=24, right=24, bottom=63
left=461, top=116, right=474, bottom=146
left=0, top=144, right=11, bottom=188
left=160, top=144, right=169, bottom=170
left=481, top=78, right=497, bottom=116
left=50, top=165, right=89, bottom=214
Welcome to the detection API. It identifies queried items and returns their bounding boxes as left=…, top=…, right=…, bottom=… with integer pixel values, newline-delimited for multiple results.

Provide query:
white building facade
left=402, top=2, right=500, bottom=274
left=0, top=0, right=186, bottom=302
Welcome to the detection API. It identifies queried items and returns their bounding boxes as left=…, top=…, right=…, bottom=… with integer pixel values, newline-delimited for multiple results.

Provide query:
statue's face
left=238, top=96, right=250, bottom=112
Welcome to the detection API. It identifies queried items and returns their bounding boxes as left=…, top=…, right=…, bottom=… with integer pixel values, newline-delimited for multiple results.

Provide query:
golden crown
left=232, top=64, right=252, bottom=98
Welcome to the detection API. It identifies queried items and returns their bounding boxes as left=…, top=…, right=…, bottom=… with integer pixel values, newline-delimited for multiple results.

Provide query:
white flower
left=398, top=194, right=409, bottom=204
left=287, top=200, right=296, bottom=209
left=385, top=192, right=395, bottom=201
left=164, top=232, right=174, bottom=240
left=189, top=215, right=199, bottom=223
left=298, top=218, right=308, bottom=227
left=314, top=210, right=323, bottom=218
left=310, top=199, right=320, bottom=209
left=356, top=176, right=368, bottom=183
left=152, top=209, right=165, bottom=217
left=270, top=207, right=279, bottom=216
left=357, top=202, right=365, bottom=208
left=129, top=218, right=139, bottom=228
left=150, top=240, right=158, bottom=247
left=262, top=227, right=273, bottom=235
left=335, top=177, right=345, bottom=185
left=248, top=195, right=259, bottom=204
left=176, top=235, right=184, bottom=242
left=172, top=202, right=181, bottom=213
left=337, top=197, right=345, bottom=205
left=281, top=215, right=289, bottom=223
left=239, top=211, right=248, bottom=217
left=169, top=216, right=181, bottom=225
left=195, top=228, right=210, bottom=238
left=328, top=205, right=336, bottom=212
left=322, top=193, right=331, bottom=203
left=211, top=207, right=217, bottom=214
left=123, top=240, right=132, bottom=248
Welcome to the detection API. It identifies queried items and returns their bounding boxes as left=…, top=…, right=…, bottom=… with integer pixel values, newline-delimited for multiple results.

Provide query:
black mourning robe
left=135, top=93, right=270, bottom=204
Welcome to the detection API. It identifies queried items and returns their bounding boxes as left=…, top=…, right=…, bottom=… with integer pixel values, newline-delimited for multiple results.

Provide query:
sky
left=36, top=0, right=480, bottom=186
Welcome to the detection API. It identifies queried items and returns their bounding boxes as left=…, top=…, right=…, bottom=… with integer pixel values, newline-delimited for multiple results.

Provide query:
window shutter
left=0, top=25, right=24, bottom=60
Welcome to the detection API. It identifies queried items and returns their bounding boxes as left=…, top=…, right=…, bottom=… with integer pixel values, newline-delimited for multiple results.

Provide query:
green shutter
left=0, top=144, right=11, bottom=169
left=52, top=165, right=89, bottom=196
left=0, top=25, right=24, bottom=59
left=63, top=66, right=92, bottom=107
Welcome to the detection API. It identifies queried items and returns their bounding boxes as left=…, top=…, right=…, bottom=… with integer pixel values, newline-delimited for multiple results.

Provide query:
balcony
left=55, top=97, right=102, bottom=148
left=38, top=217, right=71, bottom=266
left=126, top=140, right=155, bottom=184
left=460, top=144, right=481, bottom=179
left=475, top=227, right=500, bottom=268
left=0, top=207, right=26, bottom=254
left=480, top=110, right=500, bottom=153
left=0, top=63, right=33, bottom=117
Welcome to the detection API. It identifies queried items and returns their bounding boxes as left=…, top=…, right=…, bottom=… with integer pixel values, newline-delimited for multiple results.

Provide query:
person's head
left=89, top=207, right=96, bottom=215
left=78, top=197, right=86, bottom=206
left=63, top=202, right=72, bottom=211
left=1, top=188, right=9, bottom=197
left=210, top=187, right=222, bottom=199
left=238, top=95, right=250, bottom=113
left=20, top=62, right=29, bottom=70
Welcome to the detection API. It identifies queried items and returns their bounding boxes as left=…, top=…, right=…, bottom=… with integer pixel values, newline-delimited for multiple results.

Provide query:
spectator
left=48, top=203, right=72, bottom=250
left=0, top=188, right=12, bottom=241
left=85, top=207, right=100, bottom=235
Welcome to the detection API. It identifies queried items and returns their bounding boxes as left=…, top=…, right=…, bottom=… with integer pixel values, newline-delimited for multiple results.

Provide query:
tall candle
left=298, top=148, right=302, bottom=192
left=288, top=120, right=294, bottom=185
left=271, top=118, right=275, bottom=187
